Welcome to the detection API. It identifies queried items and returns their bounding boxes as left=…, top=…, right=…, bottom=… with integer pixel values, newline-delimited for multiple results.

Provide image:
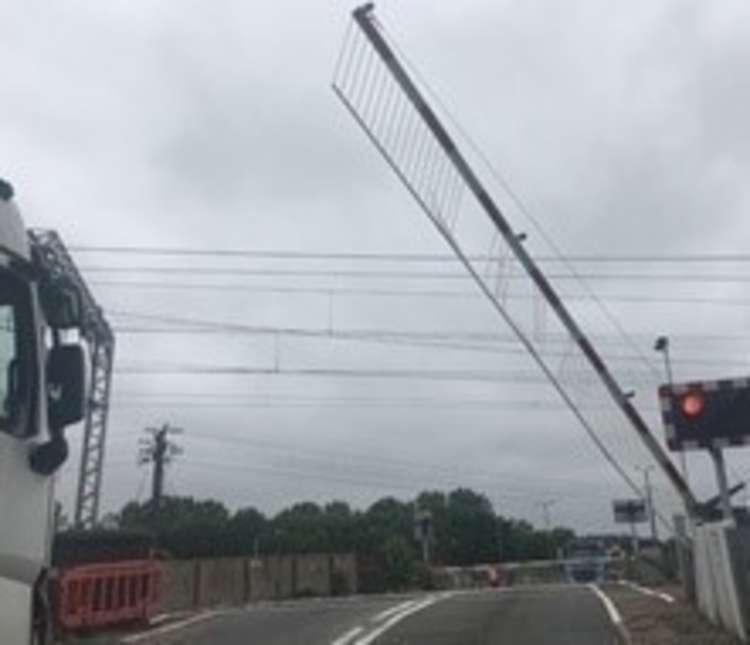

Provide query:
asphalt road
left=128, top=585, right=621, bottom=645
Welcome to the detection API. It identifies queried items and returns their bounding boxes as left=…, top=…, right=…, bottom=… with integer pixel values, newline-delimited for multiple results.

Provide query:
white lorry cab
left=0, top=178, right=86, bottom=645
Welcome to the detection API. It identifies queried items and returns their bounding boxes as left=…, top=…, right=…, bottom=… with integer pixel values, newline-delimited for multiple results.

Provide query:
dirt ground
left=605, top=583, right=742, bottom=645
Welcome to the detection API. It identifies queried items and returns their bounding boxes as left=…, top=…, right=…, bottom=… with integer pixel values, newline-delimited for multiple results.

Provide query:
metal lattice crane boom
left=28, top=229, right=115, bottom=529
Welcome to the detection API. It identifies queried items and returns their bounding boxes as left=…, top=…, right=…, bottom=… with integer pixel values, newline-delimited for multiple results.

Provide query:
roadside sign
left=613, top=499, right=647, bottom=524
left=414, top=510, right=433, bottom=542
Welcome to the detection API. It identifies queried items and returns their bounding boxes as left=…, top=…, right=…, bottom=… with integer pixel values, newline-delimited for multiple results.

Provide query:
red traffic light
left=680, top=391, right=705, bottom=419
left=660, top=377, right=750, bottom=451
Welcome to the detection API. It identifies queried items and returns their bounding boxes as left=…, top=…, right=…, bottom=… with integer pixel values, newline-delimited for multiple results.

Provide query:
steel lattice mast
left=29, top=229, right=115, bottom=529
left=333, top=3, right=697, bottom=515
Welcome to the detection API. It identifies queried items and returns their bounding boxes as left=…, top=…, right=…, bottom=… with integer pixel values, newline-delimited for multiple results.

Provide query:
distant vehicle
left=0, top=179, right=87, bottom=644
left=607, top=545, right=625, bottom=560
left=563, top=540, right=608, bottom=584
left=488, top=565, right=507, bottom=588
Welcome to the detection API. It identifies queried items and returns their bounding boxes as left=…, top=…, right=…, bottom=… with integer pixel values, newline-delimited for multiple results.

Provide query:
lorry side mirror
left=29, top=345, right=85, bottom=476
left=39, top=280, right=83, bottom=330
left=46, top=344, right=86, bottom=430
left=28, top=433, right=68, bottom=476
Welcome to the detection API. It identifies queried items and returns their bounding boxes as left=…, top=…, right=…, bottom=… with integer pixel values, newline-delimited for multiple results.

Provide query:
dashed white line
left=354, top=594, right=449, bottom=645
left=120, top=610, right=223, bottom=643
left=371, top=599, right=418, bottom=622
left=331, top=625, right=365, bottom=645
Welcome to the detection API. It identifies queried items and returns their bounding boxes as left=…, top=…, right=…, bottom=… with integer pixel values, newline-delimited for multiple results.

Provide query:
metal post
left=655, top=336, right=690, bottom=488
left=415, top=510, right=432, bottom=565
left=630, top=521, right=639, bottom=557
left=637, top=466, right=658, bottom=542
left=709, top=445, right=733, bottom=522
left=539, top=500, right=556, bottom=532
left=539, top=500, right=557, bottom=560
left=674, top=514, right=695, bottom=600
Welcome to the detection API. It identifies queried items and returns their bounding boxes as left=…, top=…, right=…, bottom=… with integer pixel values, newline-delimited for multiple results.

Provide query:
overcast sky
left=3, top=0, right=750, bottom=533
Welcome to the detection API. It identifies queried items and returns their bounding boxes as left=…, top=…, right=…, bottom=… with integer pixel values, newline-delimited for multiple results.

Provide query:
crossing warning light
left=659, top=377, right=750, bottom=451
left=680, top=391, right=705, bottom=419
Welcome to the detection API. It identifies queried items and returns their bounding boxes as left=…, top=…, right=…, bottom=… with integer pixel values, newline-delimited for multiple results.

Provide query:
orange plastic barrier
left=56, top=560, right=162, bottom=631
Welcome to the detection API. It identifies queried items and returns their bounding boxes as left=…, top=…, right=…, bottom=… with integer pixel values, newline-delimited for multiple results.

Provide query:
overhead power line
left=113, top=391, right=551, bottom=402
left=104, top=310, right=750, bottom=372
left=89, top=279, right=750, bottom=308
left=180, top=431, right=610, bottom=492
left=70, top=244, right=750, bottom=264
left=110, top=417, right=629, bottom=502
left=78, top=265, right=750, bottom=284
left=109, top=320, right=750, bottom=344
left=173, top=458, right=621, bottom=504
left=115, top=364, right=545, bottom=383
left=113, top=398, right=565, bottom=411
left=112, top=361, right=747, bottom=383
left=108, top=437, right=617, bottom=500
left=108, top=391, right=662, bottom=414
left=112, top=328, right=750, bottom=369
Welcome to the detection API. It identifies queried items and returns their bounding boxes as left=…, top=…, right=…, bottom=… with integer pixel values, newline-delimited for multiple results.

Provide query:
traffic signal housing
left=659, top=377, right=750, bottom=451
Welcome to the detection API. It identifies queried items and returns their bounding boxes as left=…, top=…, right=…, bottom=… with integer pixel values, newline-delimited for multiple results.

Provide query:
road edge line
left=621, top=580, right=676, bottom=604
left=588, top=584, right=632, bottom=645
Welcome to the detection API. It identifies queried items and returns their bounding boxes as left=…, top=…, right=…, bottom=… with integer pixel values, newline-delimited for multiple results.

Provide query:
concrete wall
left=161, top=560, right=199, bottom=612
left=331, top=554, right=357, bottom=596
left=250, top=556, right=293, bottom=601
left=294, top=554, right=330, bottom=596
left=160, top=553, right=357, bottom=612
left=198, top=558, right=247, bottom=607
left=247, top=557, right=275, bottom=602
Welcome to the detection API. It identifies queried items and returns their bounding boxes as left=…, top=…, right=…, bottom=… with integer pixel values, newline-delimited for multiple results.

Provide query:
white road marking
left=587, top=584, right=623, bottom=627
left=371, top=599, right=418, bottom=622
left=331, top=625, right=365, bottom=645
left=148, top=613, right=171, bottom=625
left=621, top=580, right=675, bottom=603
left=354, top=594, right=450, bottom=645
left=120, top=610, right=223, bottom=643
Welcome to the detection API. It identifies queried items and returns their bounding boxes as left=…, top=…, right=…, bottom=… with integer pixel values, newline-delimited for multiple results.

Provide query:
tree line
left=113, top=487, right=575, bottom=571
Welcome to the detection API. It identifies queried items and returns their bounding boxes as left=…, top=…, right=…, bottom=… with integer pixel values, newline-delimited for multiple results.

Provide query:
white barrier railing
left=694, top=521, right=748, bottom=641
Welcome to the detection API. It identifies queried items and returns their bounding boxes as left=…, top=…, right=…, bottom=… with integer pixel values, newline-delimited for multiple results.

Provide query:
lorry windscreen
left=0, top=270, right=35, bottom=437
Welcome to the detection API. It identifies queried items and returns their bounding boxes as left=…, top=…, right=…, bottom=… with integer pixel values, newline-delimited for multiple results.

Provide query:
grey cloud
left=6, top=0, right=750, bottom=533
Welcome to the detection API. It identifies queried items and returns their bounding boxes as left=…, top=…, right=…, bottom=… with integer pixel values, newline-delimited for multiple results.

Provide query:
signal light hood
left=0, top=178, right=13, bottom=202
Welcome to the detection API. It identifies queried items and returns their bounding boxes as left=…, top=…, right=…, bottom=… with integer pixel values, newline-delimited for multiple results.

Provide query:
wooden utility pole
left=139, top=424, right=183, bottom=509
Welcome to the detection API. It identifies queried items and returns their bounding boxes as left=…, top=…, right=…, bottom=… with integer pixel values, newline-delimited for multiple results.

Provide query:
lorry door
left=0, top=275, right=52, bottom=644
